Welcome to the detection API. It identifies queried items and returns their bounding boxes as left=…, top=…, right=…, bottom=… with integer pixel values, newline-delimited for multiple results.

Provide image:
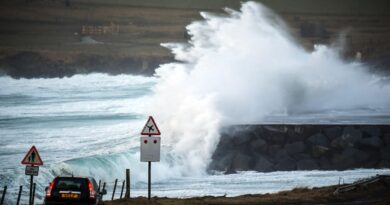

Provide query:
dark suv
left=44, top=176, right=106, bottom=205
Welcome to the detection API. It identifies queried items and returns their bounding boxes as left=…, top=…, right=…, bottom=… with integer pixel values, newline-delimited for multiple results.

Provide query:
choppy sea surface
left=0, top=74, right=389, bottom=204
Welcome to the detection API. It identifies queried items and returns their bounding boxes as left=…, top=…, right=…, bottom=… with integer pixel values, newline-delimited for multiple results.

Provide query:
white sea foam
left=148, top=1, right=390, bottom=177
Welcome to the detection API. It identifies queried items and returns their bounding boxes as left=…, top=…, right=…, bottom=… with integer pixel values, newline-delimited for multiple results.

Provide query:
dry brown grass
left=105, top=180, right=390, bottom=205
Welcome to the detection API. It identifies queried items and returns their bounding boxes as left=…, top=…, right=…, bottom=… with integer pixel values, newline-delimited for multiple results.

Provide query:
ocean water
left=2, top=1, right=390, bottom=204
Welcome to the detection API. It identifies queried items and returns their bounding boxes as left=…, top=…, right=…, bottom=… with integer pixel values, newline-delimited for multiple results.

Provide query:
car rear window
left=54, top=178, right=86, bottom=191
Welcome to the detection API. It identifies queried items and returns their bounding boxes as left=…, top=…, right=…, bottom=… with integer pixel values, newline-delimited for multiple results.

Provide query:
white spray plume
left=148, top=2, right=390, bottom=175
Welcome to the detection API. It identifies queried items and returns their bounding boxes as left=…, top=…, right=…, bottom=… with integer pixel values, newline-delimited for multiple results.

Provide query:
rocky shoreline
left=209, top=125, right=390, bottom=173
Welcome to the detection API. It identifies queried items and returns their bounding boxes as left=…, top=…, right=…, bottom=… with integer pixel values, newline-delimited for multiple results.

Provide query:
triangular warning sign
left=21, top=145, right=43, bottom=166
left=141, top=116, right=161, bottom=136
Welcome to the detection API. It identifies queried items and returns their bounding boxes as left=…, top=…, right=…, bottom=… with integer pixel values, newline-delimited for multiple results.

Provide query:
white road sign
left=25, top=166, right=39, bottom=176
left=140, top=136, right=160, bottom=162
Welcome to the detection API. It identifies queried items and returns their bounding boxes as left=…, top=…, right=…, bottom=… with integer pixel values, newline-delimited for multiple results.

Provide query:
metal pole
left=120, top=180, right=125, bottom=199
left=148, top=161, right=151, bottom=200
left=0, top=186, right=7, bottom=205
left=111, top=179, right=118, bottom=200
left=16, top=186, right=22, bottom=205
left=124, top=169, right=130, bottom=199
left=32, top=183, right=36, bottom=205
left=29, top=168, right=34, bottom=205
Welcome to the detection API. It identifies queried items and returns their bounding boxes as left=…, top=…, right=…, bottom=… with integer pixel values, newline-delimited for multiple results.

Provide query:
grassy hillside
left=0, top=0, right=389, bottom=77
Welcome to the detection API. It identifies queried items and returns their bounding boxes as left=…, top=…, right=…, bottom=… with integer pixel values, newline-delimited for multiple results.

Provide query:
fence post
left=16, top=186, right=22, bottom=205
left=97, top=180, right=101, bottom=193
left=102, top=182, right=106, bottom=201
left=0, top=186, right=7, bottom=205
left=120, top=180, right=125, bottom=199
left=124, top=169, right=130, bottom=199
left=32, top=183, right=36, bottom=205
left=111, top=179, right=118, bottom=200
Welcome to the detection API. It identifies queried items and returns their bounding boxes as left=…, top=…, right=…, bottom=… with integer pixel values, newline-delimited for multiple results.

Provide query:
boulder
left=319, top=157, right=332, bottom=169
left=274, top=155, right=296, bottom=171
left=251, top=138, right=267, bottom=153
left=208, top=152, right=234, bottom=171
left=285, top=142, right=306, bottom=155
left=330, top=137, right=350, bottom=149
left=311, top=145, right=329, bottom=158
left=341, top=126, right=362, bottom=144
left=264, top=126, right=287, bottom=144
left=297, top=159, right=319, bottom=170
left=378, top=160, right=390, bottom=168
left=254, top=156, right=274, bottom=172
left=360, top=126, right=381, bottom=137
left=381, top=147, right=390, bottom=161
left=287, top=126, right=306, bottom=142
left=324, top=126, right=342, bottom=141
left=232, top=133, right=254, bottom=145
left=275, top=150, right=290, bottom=161
left=359, top=136, right=383, bottom=148
left=343, top=147, right=370, bottom=163
left=331, top=147, right=369, bottom=169
left=292, top=153, right=312, bottom=161
left=307, top=133, right=329, bottom=147
left=384, top=133, right=390, bottom=146
left=230, top=153, right=253, bottom=171
left=268, top=145, right=282, bottom=156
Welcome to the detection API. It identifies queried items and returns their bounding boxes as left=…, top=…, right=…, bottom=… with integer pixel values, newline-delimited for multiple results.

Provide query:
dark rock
left=319, top=157, right=332, bottom=169
left=264, top=126, right=287, bottom=144
left=361, top=126, right=381, bottom=137
left=307, top=133, right=329, bottom=147
left=231, top=153, right=253, bottom=171
left=383, top=133, right=390, bottom=146
left=324, top=126, right=342, bottom=141
left=300, top=21, right=328, bottom=38
left=275, top=150, right=290, bottom=161
left=254, top=156, right=274, bottom=172
left=264, top=125, right=288, bottom=133
left=285, top=142, right=306, bottom=155
left=331, top=147, right=369, bottom=169
left=378, top=160, right=390, bottom=168
left=381, top=147, right=390, bottom=161
left=330, top=137, right=349, bottom=149
left=208, top=152, right=234, bottom=171
left=268, top=145, right=282, bottom=156
left=341, top=126, right=362, bottom=144
left=359, top=136, right=383, bottom=148
left=297, top=159, right=319, bottom=170
left=251, top=138, right=267, bottom=153
left=311, top=145, right=329, bottom=158
left=232, top=133, right=254, bottom=145
left=287, top=126, right=306, bottom=142
left=343, top=147, right=370, bottom=163
left=274, top=156, right=296, bottom=171
left=292, top=153, right=312, bottom=161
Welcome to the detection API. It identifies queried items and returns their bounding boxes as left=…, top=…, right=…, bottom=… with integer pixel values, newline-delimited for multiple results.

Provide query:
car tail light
left=87, top=180, right=96, bottom=199
left=46, top=178, right=56, bottom=198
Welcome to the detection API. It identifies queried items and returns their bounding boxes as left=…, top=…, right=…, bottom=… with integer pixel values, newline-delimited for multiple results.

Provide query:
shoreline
left=106, top=175, right=390, bottom=205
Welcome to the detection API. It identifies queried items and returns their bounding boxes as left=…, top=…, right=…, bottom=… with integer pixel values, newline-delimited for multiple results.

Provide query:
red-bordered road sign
left=141, top=116, right=161, bottom=136
left=21, top=145, right=43, bottom=166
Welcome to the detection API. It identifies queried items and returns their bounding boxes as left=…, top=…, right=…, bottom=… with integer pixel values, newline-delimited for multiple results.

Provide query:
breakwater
left=209, top=125, right=390, bottom=173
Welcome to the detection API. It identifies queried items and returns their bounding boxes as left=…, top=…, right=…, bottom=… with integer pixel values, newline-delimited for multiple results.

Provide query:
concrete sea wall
left=209, top=125, right=390, bottom=173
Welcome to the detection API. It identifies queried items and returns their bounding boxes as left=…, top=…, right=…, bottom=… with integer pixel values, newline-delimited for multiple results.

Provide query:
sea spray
left=2, top=2, right=390, bottom=204
left=149, top=1, right=390, bottom=175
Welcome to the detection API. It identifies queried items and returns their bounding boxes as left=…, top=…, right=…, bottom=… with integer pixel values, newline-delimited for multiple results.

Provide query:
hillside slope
left=0, top=0, right=389, bottom=78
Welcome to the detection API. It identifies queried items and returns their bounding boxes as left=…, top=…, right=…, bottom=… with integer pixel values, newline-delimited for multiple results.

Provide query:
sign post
left=140, top=116, right=161, bottom=200
left=21, top=145, right=43, bottom=205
